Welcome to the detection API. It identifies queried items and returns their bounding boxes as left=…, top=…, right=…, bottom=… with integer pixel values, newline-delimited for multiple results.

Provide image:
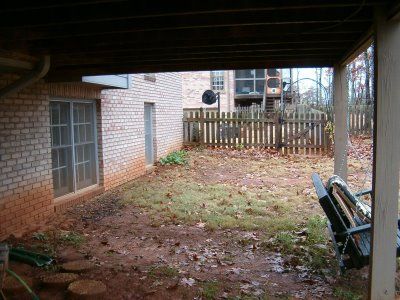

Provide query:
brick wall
left=100, top=73, right=183, bottom=191
left=0, top=72, right=182, bottom=240
left=181, top=71, right=234, bottom=112
left=0, top=75, right=53, bottom=239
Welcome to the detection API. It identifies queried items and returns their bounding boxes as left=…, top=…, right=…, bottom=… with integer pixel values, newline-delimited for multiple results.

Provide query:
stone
left=67, top=279, right=106, bottom=300
left=41, top=272, right=79, bottom=289
left=60, top=260, right=94, bottom=273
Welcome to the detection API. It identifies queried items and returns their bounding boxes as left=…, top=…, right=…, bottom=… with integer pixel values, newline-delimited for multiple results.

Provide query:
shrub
left=159, top=150, right=187, bottom=165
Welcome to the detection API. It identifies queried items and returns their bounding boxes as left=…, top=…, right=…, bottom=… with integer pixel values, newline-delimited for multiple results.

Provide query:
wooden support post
left=333, top=64, right=348, bottom=181
left=199, top=108, right=204, bottom=145
left=369, top=8, right=400, bottom=300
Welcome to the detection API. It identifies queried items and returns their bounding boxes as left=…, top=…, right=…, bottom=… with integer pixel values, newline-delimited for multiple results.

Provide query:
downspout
left=0, top=55, right=50, bottom=99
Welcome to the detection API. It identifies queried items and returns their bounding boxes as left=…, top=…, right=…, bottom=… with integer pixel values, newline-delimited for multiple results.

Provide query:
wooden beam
left=333, top=64, right=348, bottom=181
left=369, top=7, right=400, bottom=300
left=340, top=27, right=374, bottom=66
left=0, top=0, right=382, bottom=28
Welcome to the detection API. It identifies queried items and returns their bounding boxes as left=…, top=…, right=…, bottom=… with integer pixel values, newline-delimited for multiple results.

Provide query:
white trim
left=50, top=98, right=99, bottom=198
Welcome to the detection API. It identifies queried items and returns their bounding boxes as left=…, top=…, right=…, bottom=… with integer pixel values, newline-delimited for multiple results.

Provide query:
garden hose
left=5, top=269, right=39, bottom=300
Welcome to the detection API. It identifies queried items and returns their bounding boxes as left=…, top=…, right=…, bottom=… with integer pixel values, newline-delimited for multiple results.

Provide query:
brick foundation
left=0, top=72, right=183, bottom=240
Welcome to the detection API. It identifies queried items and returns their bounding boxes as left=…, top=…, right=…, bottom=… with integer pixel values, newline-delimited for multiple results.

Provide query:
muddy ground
left=4, top=139, right=379, bottom=300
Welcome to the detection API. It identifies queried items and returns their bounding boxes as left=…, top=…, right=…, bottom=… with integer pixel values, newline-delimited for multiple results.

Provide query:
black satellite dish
left=202, top=90, right=217, bottom=105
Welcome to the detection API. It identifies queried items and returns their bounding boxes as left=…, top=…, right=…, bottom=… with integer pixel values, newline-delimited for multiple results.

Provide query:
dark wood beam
left=29, top=33, right=360, bottom=55
left=52, top=49, right=342, bottom=67
left=4, top=7, right=372, bottom=42
left=0, top=0, right=383, bottom=28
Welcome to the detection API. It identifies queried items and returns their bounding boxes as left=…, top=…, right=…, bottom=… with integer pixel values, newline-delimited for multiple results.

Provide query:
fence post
left=199, top=107, right=204, bottom=145
left=275, top=111, right=282, bottom=151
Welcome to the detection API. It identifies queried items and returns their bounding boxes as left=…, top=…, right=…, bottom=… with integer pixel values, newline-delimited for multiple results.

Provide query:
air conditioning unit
left=266, top=69, right=282, bottom=96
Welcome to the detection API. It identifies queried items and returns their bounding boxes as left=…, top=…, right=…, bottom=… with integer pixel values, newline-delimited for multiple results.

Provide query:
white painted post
left=333, top=64, right=348, bottom=181
left=369, top=8, right=400, bottom=300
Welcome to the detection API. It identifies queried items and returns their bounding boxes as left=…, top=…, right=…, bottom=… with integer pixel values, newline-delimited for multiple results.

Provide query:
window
left=210, top=71, right=224, bottom=91
left=50, top=100, right=98, bottom=198
left=235, top=69, right=266, bottom=95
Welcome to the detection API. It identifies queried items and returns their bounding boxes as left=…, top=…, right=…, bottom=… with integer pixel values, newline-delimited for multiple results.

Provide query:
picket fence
left=183, top=111, right=331, bottom=154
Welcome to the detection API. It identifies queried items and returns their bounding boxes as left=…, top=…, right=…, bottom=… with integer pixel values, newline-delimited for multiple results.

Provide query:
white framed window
left=210, top=71, right=224, bottom=91
left=50, top=100, right=98, bottom=198
left=235, top=69, right=266, bottom=95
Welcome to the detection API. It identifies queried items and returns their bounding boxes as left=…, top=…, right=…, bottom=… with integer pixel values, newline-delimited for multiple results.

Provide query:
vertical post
left=369, top=8, right=400, bottom=300
left=275, top=111, right=282, bottom=151
left=199, top=107, right=204, bottom=145
left=333, top=64, right=348, bottom=181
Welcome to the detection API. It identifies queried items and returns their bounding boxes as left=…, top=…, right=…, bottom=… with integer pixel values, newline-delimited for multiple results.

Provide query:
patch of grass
left=147, top=265, right=179, bottom=278
left=306, top=215, right=326, bottom=245
left=333, top=287, right=363, bottom=300
left=159, top=150, right=187, bottom=165
left=200, top=281, right=220, bottom=300
left=276, top=232, right=295, bottom=253
left=59, top=231, right=85, bottom=248
left=122, top=178, right=291, bottom=231
left=32, top=232, right=48, bottom=241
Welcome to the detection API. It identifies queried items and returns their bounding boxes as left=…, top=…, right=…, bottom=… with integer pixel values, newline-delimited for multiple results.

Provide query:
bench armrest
left=354, top=189, right=372, bottom=197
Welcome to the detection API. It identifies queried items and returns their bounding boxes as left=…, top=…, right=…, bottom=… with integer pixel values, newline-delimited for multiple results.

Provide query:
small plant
left=235, top=143, right=245, bottom=150
left=333, top=287, right=362, bottom=300
left=200, top=281, right=220, bottom=300
left=147, top=265, right=179, bottom=278
left=59, top=231, right=85, bottom=248
left=325, top=121, right=335, bottom=145
left=159, top=150, right=187, bottom=165
left=276, top=232, right=296, bottom=253
left=33, top=232, right=48, bottom=241
left=306, top=215, right=326, bottom=245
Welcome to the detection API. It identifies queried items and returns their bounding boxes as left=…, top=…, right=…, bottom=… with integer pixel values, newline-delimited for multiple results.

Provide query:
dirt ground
left=4, top=138, right=377, bottom=300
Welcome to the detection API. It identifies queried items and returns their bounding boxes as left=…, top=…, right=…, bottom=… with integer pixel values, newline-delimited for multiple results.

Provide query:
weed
left=59, top=231, right=85, bottom=248
left=147, top=265, right=179, bottom=278
left=306, top=215, right=326, bottom=245
left=32, top=232, right=48, bottom=241
left=159, top=150, right=187, bottom=165
left=276, top=232, right=295, bottom=253
left=235, top=143, right=245, bottom=150
left=333, top=287, right=363, bottom=300
left=200, top=281, right=220, bottom=300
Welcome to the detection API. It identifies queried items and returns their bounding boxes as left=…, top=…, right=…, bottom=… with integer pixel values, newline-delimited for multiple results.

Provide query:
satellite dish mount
left=201, top=90, right=221, bottom=113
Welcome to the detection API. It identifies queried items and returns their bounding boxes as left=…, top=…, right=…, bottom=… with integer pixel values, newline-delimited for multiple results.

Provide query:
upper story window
left=210, top=71, right=224, bottom=91
left=235, top=69, right=266, bottom=95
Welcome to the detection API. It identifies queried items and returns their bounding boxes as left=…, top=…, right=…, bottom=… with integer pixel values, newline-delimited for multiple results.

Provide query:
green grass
left=147, top=265, right=179, bottom=278
left=121, top=178, right=297, bottom=232
left=59, top=231, right=85, bottom=248
left=333, top=287, right=363, bottom=300
left=200, top=281, right=220, bottom=300
left=159, top=150, right=188, bottom=165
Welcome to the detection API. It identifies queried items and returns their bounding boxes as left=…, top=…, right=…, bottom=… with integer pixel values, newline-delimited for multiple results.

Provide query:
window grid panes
left=50, top=101, right=97, bottom=197
left=235, top=69, right=266, bottom=95
left=211, top=71, right=224, bottom=91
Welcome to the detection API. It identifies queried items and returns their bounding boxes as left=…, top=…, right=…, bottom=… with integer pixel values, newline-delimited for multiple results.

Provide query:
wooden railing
left=183, top=111, right=330, bottom=154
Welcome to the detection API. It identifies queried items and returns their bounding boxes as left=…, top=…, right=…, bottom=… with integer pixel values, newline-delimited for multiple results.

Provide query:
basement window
left=50, top=100, right=98, bottom=198
left=211, top=71, right=224, bottom=91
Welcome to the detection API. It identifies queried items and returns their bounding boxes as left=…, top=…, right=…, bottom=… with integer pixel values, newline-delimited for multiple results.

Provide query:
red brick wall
left=0, top=73, right=183, bottom=240
left=0, top=76, right=53, bottom=238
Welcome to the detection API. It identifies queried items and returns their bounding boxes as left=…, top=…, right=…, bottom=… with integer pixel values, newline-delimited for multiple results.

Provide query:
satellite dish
left=202, top=90, right=217, bottom=105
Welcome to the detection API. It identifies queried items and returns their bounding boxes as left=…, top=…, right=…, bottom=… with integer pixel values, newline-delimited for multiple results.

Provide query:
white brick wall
left=182, top=71, right=235, bottom=112
left=0, top=72, right=183, bottom=239
left=97, top=72, right=183, bottom=190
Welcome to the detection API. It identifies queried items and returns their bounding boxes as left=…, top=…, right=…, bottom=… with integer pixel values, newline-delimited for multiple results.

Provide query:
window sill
left=54, top=184, right=104, bottom=213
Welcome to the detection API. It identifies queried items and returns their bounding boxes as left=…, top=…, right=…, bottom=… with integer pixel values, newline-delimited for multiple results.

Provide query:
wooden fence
left=183, top=111, right=330, bottom=154
left=347, top=105, right=373, bottom=135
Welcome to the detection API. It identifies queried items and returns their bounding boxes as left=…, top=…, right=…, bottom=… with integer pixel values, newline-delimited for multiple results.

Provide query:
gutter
left=0, top=55, right=50, bottom=99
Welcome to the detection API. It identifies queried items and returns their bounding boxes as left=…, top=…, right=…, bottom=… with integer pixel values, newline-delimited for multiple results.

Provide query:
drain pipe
left=0, top=55, right=50, bottom=99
